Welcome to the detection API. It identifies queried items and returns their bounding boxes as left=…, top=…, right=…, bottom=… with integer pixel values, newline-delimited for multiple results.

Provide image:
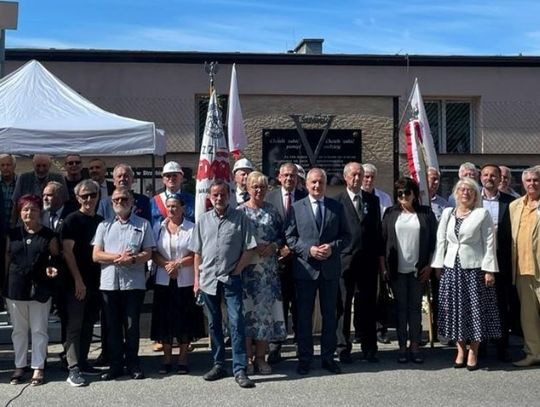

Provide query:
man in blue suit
left=285, top=168, right=351, bottom=375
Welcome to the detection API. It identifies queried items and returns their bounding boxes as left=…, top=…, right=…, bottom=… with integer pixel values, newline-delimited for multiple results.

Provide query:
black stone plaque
left=262, top=128, right=361, bottom=185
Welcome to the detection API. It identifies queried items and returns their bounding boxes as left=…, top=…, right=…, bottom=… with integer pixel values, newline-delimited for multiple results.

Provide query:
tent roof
left=0, top=60, right=164, bottom=155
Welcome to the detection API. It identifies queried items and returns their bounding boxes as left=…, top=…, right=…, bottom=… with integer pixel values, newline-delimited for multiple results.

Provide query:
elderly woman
left=151, top=194, right=205, bottom=374
left=380, top=177, right=437, bottom=363
left=432, top=177, right=501, bottom=370
left=4, top=195, right=59, bottom=386
left=237, top=171, right=287, bottom=375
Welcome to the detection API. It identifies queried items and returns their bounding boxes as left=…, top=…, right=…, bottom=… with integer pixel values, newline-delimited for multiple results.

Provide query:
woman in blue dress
left=237, top=171, right=287, bottom=375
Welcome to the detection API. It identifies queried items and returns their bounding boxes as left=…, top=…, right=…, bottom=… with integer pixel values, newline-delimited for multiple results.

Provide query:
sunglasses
left=79, top=192, right=98, bottom=200
left=112, top=197, right=130, bottom=204
left=397, top=189, right=412, bottom=198
left=66, top=160, right=82, bottom=166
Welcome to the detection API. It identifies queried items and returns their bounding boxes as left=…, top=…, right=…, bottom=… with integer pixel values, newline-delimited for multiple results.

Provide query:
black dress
left=3, top=226, right=56, bottom=302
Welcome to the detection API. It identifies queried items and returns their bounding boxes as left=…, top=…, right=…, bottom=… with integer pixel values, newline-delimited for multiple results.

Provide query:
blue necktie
left=315, top=200, right=322, bottom=230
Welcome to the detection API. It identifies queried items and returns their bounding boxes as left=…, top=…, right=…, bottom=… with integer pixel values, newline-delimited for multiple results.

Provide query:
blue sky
left=5, top=0, right=540, bottom=55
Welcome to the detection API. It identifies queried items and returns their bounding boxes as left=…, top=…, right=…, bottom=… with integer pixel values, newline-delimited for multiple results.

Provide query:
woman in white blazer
left=431, top=177, right=501, bottom=371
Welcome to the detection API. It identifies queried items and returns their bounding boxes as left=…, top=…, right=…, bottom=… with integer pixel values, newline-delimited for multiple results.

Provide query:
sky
left=4, top=0, right=540, bottom=55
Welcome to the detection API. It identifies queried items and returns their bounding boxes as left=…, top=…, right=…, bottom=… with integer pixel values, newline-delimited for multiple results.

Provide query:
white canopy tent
left=0, top=59, right=165, bottom=156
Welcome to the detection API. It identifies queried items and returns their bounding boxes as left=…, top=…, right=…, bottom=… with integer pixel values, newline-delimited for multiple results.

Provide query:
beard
left=113, top=206, right=131, bottom=218
left=43, top=201, right=52, bottom=211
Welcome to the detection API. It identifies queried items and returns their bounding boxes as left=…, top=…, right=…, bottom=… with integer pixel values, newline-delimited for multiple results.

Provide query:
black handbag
left=29, top=280, right=52, bottom=303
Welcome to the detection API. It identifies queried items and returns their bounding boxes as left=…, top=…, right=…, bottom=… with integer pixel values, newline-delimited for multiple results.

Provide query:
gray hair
left=521, top=166, right=540, bottom=182
left=0, top=154, right=16, bottom=166
left=452, top=177, right=481, bottom=209
left=362, top=163, right=378, bottom=175
left=344, top=161, right=363, bottom=178
left=306, top=167, right=327, bottom=183
left=74, top=179, right=100, bottom=196
left=458, top=162, right=478, bottom=177
left=45, top=180, right=65, bottom=196
left=113, top=163, right=134, bottom=178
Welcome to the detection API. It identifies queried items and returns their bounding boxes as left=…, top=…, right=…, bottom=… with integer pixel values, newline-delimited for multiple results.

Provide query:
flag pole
left=398, top=77, right=418, bottom=130
left=204, top=61, right=219, bottom=94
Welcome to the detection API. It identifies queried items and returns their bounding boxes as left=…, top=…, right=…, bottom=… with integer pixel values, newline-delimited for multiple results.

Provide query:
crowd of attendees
left=0, top=153, right=539, bottom=389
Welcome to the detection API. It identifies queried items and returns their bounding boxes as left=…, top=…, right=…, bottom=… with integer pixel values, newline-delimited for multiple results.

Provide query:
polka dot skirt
left=438, top=216, right=501, bottom=342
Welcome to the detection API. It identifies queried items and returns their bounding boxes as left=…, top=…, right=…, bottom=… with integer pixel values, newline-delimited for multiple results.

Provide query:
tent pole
left=151, top=154, right=156, bottom=196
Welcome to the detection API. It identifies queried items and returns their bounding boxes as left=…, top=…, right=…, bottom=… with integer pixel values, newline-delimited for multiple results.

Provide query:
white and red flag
left=405, top=79, right=439, bottom=205
left=195, top=89, right=231, bottom=221
left=227, top=64, right=247, bottom=160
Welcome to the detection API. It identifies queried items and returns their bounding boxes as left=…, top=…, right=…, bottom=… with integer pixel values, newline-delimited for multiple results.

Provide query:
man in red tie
left=264, top=163, right=307, bottom=363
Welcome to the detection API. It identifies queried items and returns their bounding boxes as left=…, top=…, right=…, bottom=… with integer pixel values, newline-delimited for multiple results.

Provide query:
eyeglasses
left=163, top=173, right=179, bottom=178
left=112, top=197, right=130, bottom=204
left=397, top=189, right=412, bottom=198
left=249, top=185, right=267, bottom=191
left=79, top=192, right=98, bottom=200
left=66, top=160, right=82, bottom=166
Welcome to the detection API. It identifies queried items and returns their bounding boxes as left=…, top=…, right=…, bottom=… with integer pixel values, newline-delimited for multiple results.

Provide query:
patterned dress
left=438, top=215, right=501, bottom=341
left=237, top=203, right=287, bottom=342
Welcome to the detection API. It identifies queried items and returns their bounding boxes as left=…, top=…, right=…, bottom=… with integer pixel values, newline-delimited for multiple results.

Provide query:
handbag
left=29, top=280, right=52, bottom=303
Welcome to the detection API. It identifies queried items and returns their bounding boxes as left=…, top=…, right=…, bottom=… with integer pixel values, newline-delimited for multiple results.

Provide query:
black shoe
left=267, top=348, right=282, bottom=364
left=296, top=362, right=310, bottom=375
left=321, top=359, right=342, bottom=374
left=101, top=369, right=122, bottom=381
left=339, top=351, right=353, bottom=364
left=377, top=332, right=391, bottom=344
left=93, top=354, right=109, bottom=367
left=497, top=349, right=511, bottom=363
left=454, top=361, right=466, bottom=369
left=67, top=367, right=88, bottom=387
left=235, top=371, right=255, bottom=388
left=410, top=352, right=424, bottom=364
left=79, top=364, right=102, bottom=376
left=130, top=367, right=145, bottom=380
left=466, top=363, right=479, bottom=371
left=203, top=365, right=227, bottom=381
left=364, top=351, right=379, bottom=363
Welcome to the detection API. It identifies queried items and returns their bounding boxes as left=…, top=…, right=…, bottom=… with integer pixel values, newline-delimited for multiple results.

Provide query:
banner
left=227, top=64, right=247, bottom=159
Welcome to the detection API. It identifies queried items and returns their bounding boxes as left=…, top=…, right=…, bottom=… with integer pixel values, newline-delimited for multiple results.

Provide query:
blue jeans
left=202, top=276, right=247, bottom=375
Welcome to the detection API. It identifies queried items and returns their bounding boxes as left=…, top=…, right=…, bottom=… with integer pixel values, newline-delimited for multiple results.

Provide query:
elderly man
left=64, top=154, right=88, bottom=203
left=88, top=158, right=114, bottom=199
left=42, top=181, right=77, bottom=232
left=428, top=167, right=448, bottom=221
left=97, top=163, right=151, bottom=222
left=286, top=168, right=350, bottom=375
left=509, top=167, right=540, bottom=367
left=499, top=166, right=521, bottom=198
left=361, top=163, right=392, bottom=218
left=11, top=154, right=67, bottom=224
left=334, top=162, right=381, bottom=364
left=61, top=180, right=104, bottom=386
left=190, top=179, right=257, bottom=388
left=232, top=158, right=254, bottom=205
left=92, top=187, right=155, bottom=380
left=479, top=164, right=515, bottom=361
left=151, top=161, right=195, bottom=224
left=447, top=162, right=479, bottom=207
left=265, top=162, right=307, bottom=363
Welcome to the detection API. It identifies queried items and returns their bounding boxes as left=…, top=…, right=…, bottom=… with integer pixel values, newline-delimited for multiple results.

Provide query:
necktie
left=241, top=191, right=250, bottom=203
left=315, top=200, right=322, bottom=230
left=285, top=192, right=292, bottom=214
left=50, top=212, right=57, bottom=230
left=353, top=195, right=362, bottom=219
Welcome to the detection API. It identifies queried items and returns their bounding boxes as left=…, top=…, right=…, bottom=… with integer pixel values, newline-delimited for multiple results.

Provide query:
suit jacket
left=431, top=207, right=498, bottom=272
left=382, top=205, right=437, bottom=279
left=509, top=196, right=540, bottom=283
left=493, top=192, right=515, bottom=276
left=334, top=189, right=382, bottom=275
left=285, top=195, right=351, bottom=281
left=265, top=187, right=307, bottom=222
left=12, top=171, right=68, bottom=203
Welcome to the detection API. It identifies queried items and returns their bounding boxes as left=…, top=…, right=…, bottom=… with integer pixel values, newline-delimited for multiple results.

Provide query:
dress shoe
left=339, top=351, right=353, bottom=364
left=203, top=365, right=227, bottom=381
left=453, top=361, right=466, bottom=369
left=497, top=350, right=512, bottom=363
left=101, top=370, right=123, bottom=381
left=364, top=351, right=379, bottom=363
left=410, top=352, right=424, bottom=364
left=296, top=362, right=310, bottom=375
left=321, top=360, right=342, bottom=374
left=466, top=363, right=479, bottom=371
left=267, top=348, right=282, bottom=364
left=377, top=332, right=391, bottom=344
left=130, top=367, right=145, bottom=380
left=513, top=355, right=540, bottom=367
left=397, top=352, right=408, bottom=364
left=235, top=371, right=255, bottom=388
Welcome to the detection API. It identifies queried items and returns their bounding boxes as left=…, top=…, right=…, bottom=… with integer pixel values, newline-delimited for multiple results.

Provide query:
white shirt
left=155, top=218, right=195, bottom=288
left=395, top=212, right=420, bottom=274
left=482, top=189, right=500, bottom=230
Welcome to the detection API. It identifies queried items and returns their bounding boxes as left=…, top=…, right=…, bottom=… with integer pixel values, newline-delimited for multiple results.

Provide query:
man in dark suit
left=265, top=162, right=307, bottom=363
left=285, top=168, right=350, bottom=375
left=89, top=158, right=114, bottom=199
left=334, top=162, right=382, bottom=363
left=480, top=164, right=516, bottom=361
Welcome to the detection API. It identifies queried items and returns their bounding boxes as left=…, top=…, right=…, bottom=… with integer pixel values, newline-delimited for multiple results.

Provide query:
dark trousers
left=341, top=266, right=378, bottom=355
left=495, top=272, right=512, bottom=349
left=64, top=288, right=101, bottom=368
left=295, top=276, right=339, bottom=363
left=269, top=262, right=297, bottom=351
left=101, top=289, right=145, bottom=372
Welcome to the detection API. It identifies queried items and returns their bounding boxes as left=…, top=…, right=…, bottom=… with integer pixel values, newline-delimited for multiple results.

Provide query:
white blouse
left=395, top=212, right=420, bottom=274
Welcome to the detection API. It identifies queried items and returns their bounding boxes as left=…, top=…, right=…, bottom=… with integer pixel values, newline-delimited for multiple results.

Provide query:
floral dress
left=237, top=203, right=287, bottom=342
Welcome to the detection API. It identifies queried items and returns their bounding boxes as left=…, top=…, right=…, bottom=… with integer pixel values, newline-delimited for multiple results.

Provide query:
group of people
left=1, top=153, right=539, bottom=390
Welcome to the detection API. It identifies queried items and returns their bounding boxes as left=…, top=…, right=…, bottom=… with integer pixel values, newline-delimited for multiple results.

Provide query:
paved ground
left=0, top=334, right=538, bottom=407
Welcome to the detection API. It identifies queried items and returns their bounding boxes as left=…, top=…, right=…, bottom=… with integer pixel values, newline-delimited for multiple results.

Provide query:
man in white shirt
left=232, top=158, right=254, bottom=205
left=361, top=163, right=392, bottom=219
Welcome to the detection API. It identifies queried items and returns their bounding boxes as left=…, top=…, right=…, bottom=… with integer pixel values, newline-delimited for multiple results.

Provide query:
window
left=424, top=100, right=473, bottom=153
left=196, top=94, right=228, bottom=150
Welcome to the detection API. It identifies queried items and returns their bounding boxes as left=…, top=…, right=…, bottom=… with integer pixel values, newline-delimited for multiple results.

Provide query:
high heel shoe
left=466, top=363, right=479, bottom=371
left=454, top=351, right=468, bottom=368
